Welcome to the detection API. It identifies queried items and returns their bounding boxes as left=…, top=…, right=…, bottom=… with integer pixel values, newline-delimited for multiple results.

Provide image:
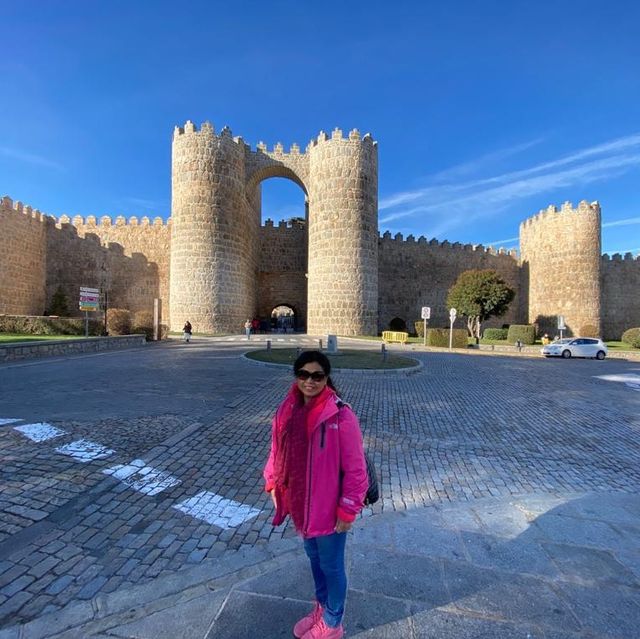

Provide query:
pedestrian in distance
left=244, top=319, right=252, bottom=340
left=182, top=320, right=192, bottom=343
left=263, top=350, right=368, bottom=639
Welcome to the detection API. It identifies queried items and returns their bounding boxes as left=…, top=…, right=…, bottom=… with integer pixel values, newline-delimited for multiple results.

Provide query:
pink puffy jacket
left=263, top=386, right=368, bottom=538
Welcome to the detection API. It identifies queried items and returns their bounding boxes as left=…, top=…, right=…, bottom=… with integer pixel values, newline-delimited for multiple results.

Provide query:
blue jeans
left=303, top=532, right=347, bottom=627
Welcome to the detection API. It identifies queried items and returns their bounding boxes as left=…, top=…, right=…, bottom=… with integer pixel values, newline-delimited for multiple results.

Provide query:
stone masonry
left=1, top=122, right=639, bottom=338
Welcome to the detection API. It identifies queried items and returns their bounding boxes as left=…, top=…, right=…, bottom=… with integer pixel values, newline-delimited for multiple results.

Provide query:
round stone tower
left=170, top=121, right=257, bottom=333
left=306, top=128, right=379, bottom=335
left=520, top=200, right=602, bottom=337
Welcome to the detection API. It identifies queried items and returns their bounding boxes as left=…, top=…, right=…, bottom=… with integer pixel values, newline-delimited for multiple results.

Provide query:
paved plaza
left=0, top=337, right=639, bottom=638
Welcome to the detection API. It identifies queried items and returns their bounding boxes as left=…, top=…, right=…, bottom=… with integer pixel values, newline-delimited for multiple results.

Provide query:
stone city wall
left=378, top=233, right=522, bottom=332
left=520, top=201, right=602, bottom=337
left=0, top=197, right=48, bottom=315
left=258, top=219, right=308, bottom=326
left=46, top=214, right=171, bottom=320
left=601, top=253, right=640, bottom=339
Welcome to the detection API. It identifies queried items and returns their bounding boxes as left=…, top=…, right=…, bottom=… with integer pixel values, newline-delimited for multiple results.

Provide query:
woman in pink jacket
left=264, top=350, right=368, bottom=639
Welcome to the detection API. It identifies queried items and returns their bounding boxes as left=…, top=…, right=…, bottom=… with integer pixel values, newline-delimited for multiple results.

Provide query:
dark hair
left=293, top=350, right=338, bottom=393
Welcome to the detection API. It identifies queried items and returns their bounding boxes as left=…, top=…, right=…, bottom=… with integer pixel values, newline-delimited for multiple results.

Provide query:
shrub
left=622, top=327, right=640, bottom=349
left=414, top=320, right=425, bottom=338
left=483, top=328, right=508, bottom=340
left=48, top=286, right=70, bottom=317
left=0, top=314, right=101, bottom=336
left=107, top=308, right=132, bottom=335
left=507, top=324, right=536, bottom=345
left=131, top=311, right=153, bottom=340
left=426, top=328, right=468, bottom=348
left=579, top=324, right=599, bottom=338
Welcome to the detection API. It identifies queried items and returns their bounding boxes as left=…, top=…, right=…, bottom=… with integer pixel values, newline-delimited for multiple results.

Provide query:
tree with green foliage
left=48, top=285, right=70, bottom=317
left=446, top=270, right=515, bottom=339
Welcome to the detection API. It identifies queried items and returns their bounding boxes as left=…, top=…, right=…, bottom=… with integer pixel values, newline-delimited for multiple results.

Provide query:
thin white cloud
left=0, top=146, right=64, bottom=171
left=379, top=133, right=640, bottom=238
left=602, top=216, right=640, bottom=228
left=122, top=197, right=166, bottom=211
left=484, top=236, right=519, bottom=246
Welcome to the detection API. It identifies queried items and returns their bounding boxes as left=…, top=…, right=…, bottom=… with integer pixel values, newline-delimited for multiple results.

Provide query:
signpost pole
left=449, top=308, right=457, bottom=350
left=84, top=311, right=89, bottom=338
left=421, top=306, right=431, bottom=348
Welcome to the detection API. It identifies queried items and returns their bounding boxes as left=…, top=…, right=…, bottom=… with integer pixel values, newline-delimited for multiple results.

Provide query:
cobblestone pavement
left=0, top=338, right=639, bottom=627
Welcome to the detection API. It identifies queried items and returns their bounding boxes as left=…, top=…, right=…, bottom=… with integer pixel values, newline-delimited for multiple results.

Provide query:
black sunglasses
left=295, top=370, right=327, bottom=382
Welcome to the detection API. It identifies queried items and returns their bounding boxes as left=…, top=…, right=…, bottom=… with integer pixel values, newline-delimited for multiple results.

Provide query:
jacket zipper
left=303, top=428, right=314, bottom=536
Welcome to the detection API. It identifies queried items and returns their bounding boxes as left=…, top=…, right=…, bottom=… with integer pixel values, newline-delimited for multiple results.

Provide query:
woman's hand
left=270, top=489, right=277, bottom=509
left=335, top=518, right=352, bottom=533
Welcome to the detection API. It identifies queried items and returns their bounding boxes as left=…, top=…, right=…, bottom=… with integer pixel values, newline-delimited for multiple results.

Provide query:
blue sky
left=1, top=0, right=639, bottom=255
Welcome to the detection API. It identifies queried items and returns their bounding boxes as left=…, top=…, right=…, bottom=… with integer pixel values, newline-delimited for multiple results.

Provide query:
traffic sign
left=80, top=287, right=99, bottom=293
left=421, top=306, right=431, bottom=320
left=557, top=315, right=566, bottom=330
left=449, top=308, right=457, bottom=322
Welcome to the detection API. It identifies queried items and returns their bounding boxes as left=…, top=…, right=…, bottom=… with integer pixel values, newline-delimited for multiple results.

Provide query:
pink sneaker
left=301, top=617, right=344, bottom=639
left=293, top=602, right=324, bottom=638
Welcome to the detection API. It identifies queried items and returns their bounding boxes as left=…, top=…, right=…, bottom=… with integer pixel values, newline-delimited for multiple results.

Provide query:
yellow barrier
left=382, top=331, right=408, bottom=344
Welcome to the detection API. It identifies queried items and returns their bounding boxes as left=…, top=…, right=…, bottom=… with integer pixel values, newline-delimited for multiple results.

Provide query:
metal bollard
left=266, top=340, right=271, bottom=352
left=318, top=339, right=323, bottom=350
left=296, top=347, right=301, bottom=356
left=381, top=343, right=387, bottom=362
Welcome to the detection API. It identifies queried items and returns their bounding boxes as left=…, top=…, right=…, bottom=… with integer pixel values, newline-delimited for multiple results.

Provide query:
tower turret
left=306, top=129, right=379, bottom=335
left=520, top=200, right=602, bottom=336
left=170, top=122, right=257, bottom=333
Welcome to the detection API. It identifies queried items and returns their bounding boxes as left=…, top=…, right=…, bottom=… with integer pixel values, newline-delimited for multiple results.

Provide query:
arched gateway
left=169, top=122, right=378, bottom=336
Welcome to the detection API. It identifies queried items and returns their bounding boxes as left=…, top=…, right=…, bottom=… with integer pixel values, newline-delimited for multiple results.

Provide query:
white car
left=541, top=338, right=608, bottom=360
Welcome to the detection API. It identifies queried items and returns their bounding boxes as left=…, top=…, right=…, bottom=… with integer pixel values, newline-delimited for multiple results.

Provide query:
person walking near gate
left=244, top=319, right=251, bottom=340
left=263, top=351, right=368, bottom=638
left=182, top=320, right=192, bottom=343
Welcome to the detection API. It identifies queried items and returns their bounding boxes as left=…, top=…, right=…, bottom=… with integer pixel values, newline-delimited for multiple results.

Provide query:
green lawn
left=0, top=334, right=84, bottom=344
left=245, top=348, right=417, bottom=369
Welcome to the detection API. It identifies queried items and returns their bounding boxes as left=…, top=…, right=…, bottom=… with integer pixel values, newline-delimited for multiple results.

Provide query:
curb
left=241, top=352, right=423, bottom=376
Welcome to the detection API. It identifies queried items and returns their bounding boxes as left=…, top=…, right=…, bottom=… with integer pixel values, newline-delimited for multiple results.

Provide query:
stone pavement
left=1, top=337, right=639, bottom=637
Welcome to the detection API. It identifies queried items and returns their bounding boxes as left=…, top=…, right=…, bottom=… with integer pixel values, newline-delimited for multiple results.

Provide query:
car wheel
left=562, top=349, right=571, bottom=359
left=596, top=350, right=605, bottom=360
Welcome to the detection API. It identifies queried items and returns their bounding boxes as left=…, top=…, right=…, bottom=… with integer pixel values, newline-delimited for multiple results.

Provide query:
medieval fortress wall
left=378, top=235, right=522, bottom=331
left=1, top=122, right=639, bottom=338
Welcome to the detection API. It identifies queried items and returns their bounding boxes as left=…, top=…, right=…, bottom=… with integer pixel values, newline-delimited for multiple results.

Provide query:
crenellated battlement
left=378, top=229, right=518, bottom=259
left=173, top=120, right=377, bottom=161
left=1, top=195, right=52, bottom=223
left=56, top=214, right=169, bottom=229
left=520, top=199, right=601, bottom=230
left=602, top=252, right=640, bottom=261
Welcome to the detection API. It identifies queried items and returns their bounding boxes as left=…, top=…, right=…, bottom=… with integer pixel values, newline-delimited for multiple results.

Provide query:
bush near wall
left=414, top=320, right=425, bottom=337
left=426, top=328, right=468, bottom=348
left=0, top=315, right=102, bottom=336
left=131, top=310, right=169, bottom=341
left=622, top=328, right=640, bottom=348
left=579, top=324, right=599, bottom=338
left=107, top=309, right=132, bottom=336
left=483, top=328, right=508, bottom=340
left=507, top=324, right=536, bottom=345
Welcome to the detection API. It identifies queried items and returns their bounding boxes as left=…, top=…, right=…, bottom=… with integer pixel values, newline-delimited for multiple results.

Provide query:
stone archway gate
left=170, top=122, right=378, bottom=336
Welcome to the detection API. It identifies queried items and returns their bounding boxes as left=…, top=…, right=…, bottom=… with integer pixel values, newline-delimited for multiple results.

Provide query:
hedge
left=507, top=324, right=536, bottom=345
left=414, top=320, right=424, bottom=337
left=622, top=327, right=640, bottom=349
left=426, top=328, right=468, bottom=348
left=483, top=328, right=508, bottom=340
left=131, top=310, right=168, bottom=341
left=0, top=314, right=102, bottom=336
left=579, top=324, right=599, bottom=338
left=106, top=308, right=132, bottom=335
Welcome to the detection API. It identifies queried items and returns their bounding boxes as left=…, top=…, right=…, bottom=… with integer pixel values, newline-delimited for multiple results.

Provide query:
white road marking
left=595, top=373, right=640, bottom=392
left=0, top=418, right=22, bottom=426
left=173, top=490, right=261, bottom=528
left=103, top=459, right=181, bottom=495
left=55, top=439, right=115, bottom=462
left=14, top=423, right=66, bottom=442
